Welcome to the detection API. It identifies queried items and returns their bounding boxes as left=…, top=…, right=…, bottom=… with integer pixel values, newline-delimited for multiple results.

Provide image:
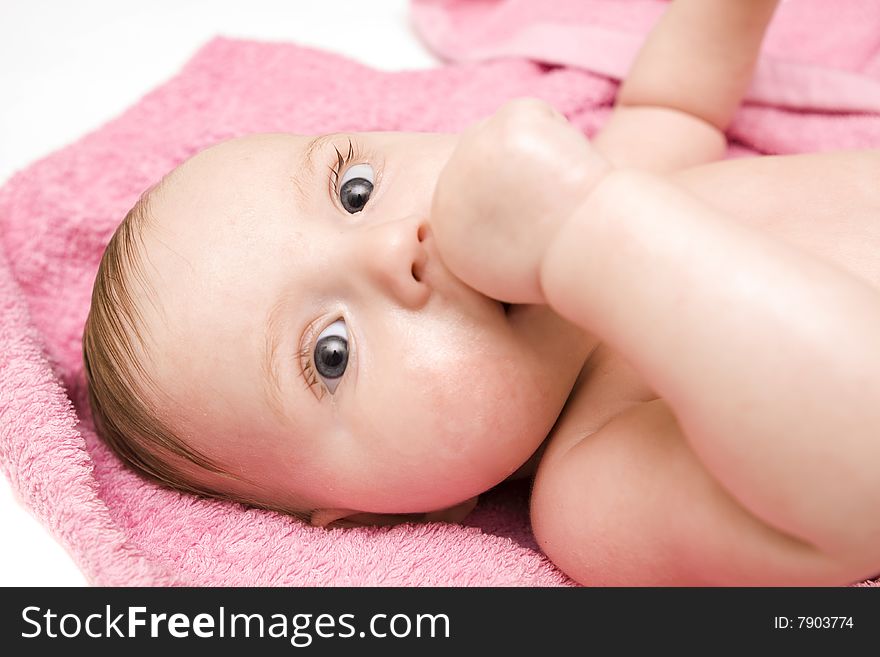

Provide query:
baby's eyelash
left=328, top=138, right=364, bottom=196
left=298, top=344, right=326, bottom=400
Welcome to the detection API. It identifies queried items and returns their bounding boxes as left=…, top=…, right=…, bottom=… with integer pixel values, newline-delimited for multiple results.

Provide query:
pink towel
left=412, top=0, right=880, bottom=154
left=412, top=0, right=880, bottom=111
left=0, top=38, right=606, bottom=586
left=1, top=6, right=879, bottom=585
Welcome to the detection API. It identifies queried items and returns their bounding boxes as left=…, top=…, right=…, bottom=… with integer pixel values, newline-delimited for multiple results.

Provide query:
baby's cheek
left=341, top=328, right=560, bottom=510
left=423, top=356, right=553, bottom=472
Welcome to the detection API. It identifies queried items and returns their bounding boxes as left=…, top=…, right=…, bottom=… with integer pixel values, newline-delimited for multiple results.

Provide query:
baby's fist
left=431, top=98, right=609, bottom=304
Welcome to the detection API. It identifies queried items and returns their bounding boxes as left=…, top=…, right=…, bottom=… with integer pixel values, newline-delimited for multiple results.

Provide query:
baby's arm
left=540, top=170, right=880, bottom=575
left=594, top=0, right=779, bottom=171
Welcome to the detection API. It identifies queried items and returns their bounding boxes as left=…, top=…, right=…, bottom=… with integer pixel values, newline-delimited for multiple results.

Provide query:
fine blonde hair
left=81, top=184, right=311, bottom=523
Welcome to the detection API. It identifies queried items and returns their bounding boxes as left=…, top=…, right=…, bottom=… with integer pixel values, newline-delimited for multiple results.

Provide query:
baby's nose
left=358, top=216, right=430, bottom=309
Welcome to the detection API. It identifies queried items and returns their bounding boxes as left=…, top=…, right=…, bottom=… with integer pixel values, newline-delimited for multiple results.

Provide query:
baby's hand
left=431, top=98, right=609, bottom=304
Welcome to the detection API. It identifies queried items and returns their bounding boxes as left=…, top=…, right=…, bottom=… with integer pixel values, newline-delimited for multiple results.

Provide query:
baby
left=82, top=0, right=880, bottom=585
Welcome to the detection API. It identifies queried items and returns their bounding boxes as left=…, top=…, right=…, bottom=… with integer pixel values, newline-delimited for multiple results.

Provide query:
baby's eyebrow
left=290, top=133, right=339, bottom=202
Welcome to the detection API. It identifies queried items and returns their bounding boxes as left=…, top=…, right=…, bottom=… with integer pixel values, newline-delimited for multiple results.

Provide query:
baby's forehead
left=149, top=134, right=307, bottom=224
left=169, top=132, right=310, bottom=187
left=134, top=133, right=315, bottom=343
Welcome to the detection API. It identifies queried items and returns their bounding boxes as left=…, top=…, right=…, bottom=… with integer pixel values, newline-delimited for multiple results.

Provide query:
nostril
left=411, top=262, right=422, bottom=282
left=417, top=223, right=429, bottom=243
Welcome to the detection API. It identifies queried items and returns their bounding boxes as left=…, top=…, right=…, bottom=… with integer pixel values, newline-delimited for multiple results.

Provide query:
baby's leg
left=531, top=399, right=867, bottom=585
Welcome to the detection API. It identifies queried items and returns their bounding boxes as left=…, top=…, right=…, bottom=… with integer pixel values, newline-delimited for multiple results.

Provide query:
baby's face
left=137, top=131, right=588, bottom=515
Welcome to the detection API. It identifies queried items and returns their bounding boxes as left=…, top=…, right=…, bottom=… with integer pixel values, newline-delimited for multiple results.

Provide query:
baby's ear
left=309, top=497, right=479, bottom=529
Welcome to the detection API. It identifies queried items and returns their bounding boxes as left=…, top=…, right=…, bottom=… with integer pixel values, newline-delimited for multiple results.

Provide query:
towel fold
left=411, top=0, right=880, bottom=154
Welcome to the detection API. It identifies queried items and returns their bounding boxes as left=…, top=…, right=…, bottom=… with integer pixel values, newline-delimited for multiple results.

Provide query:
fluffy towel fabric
left=0, top=38, right=611, bottom=587
left=412, top=0, right=880, bottom=157
left=412, top=0, right=880, bottom=114
left=1, top=9, right=879, bottom=585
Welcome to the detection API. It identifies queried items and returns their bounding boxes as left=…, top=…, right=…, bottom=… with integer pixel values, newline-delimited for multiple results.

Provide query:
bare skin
left=530, top=151, right=880, bottom=586
left=436, top=109, right=880, bottom=585
left=430, top=0, right=880, bottom=585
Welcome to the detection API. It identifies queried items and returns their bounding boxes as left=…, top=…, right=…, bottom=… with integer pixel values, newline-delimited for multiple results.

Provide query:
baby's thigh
left=529, top=400, right=852, bottom=585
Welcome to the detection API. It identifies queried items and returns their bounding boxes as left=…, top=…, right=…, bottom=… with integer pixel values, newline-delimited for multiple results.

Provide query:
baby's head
left=82, top=130, right=587, bottom=527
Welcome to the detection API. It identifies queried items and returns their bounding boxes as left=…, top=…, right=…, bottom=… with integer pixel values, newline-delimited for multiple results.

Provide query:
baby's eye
left=313, top=319, right=349, bottom=394
left=338, top=163, right=374, bottom=213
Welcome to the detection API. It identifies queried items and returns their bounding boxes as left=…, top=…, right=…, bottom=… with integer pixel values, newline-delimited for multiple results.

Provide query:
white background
left=0, top=0, right=440, bottom=586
